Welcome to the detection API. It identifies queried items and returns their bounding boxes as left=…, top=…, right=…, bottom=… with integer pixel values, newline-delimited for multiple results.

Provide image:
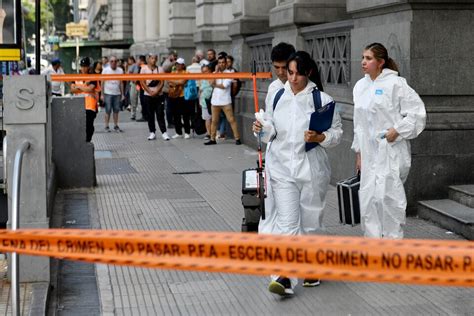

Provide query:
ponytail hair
left=287, top=51, right=324, bottom=91
left=365, top=42, right=400, bottom=74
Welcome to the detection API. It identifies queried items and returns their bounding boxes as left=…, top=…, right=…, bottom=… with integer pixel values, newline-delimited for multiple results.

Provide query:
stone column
left=144, top=0, right=160, bottom=48
left=347, top=0, right=474, bottom=212
left=269, top=0, right=348, bottom=48
left=3, top=76, right=50, bottom=282
left=131, top=0, right=146, bottom=55
left=167, top=0, right=196, bottom=62
left=194, top=0, right=233, bottom=55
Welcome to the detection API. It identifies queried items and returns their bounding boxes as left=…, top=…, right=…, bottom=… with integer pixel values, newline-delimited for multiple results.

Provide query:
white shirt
left=186, top=63, right=201, bottom=74
left=210, top=69, right=232, bottom=106
left=140, top=65, right=163, bottom=96
left=102, top=66, right=123, bottom=95
left=42, top=66, right=64, bottom=94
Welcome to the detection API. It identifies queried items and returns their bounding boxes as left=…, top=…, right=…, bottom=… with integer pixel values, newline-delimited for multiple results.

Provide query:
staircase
left=418, top=185, right=474, bottom=240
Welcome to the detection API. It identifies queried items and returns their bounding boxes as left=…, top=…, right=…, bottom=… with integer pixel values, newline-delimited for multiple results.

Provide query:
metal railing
left=10, top=140, right=30, bottom=316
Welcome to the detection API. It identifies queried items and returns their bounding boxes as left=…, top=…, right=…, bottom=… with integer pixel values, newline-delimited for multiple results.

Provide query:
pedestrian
left=41, top=58, right=64, bottom=96
left=204, top=54, right=241, bottom=145
left=169, top=58, right=192, bottom=139
left=136, top=55, right=148, bottom=122
left=92, top=61, right=104, bottom=110
left=70, top=57, right=99, bottom=142
left=206, top=49, right=217, bottom=72
left=352, top=42, right=426, bottom=239
left=253, top=51, right=343, bottom=296
left=199, top=65, right=213, bottom=139
left=127, top=56, right=139, bottom=119
left=101, top=56, right=125, bottom=132
left=140, top=53, right=170, bottom=141
left=257, top=42, right=295, bottom=235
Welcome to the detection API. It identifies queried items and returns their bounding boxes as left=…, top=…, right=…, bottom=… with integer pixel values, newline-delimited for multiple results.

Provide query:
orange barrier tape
left=0, top=229, right=473, bottom=287
left=50, top=72, right=272, bottom=82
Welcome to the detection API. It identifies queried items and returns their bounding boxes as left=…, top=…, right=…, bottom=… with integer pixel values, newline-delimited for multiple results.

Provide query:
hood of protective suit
left=364, top=68, right=398, bottom=82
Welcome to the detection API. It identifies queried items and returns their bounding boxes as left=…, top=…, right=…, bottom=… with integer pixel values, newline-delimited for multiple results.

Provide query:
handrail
left=11, top=140, right=30, bottom=316
left=2, top=136, right=7, bottom=194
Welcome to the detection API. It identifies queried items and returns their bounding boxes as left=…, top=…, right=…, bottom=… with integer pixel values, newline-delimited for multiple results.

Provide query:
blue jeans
left=104, top=94, right=121, bottom=114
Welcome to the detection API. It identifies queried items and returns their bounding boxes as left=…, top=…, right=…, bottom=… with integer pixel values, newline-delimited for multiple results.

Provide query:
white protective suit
left=256, top=80, right=342, bottom=288
left=352, top=69, right=426, bottom=239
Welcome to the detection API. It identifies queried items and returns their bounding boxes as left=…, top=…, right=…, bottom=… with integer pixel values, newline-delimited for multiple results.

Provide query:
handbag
left=336, top=174, right=361, bottom=226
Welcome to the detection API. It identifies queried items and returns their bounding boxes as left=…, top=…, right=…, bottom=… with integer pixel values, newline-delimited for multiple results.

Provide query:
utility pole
left=35, top=0, right=40, bottom=74
left=74, top=0, right=79, bottom=73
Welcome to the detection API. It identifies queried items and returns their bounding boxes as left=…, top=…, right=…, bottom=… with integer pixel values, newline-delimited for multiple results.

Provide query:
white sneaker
left=184, top=133, right=191, bottom=139
left=162, top=132, right=170, bottom=141
left=147, top=132, right=156, bottom=140
left=172, top=134, right=183, bottom=139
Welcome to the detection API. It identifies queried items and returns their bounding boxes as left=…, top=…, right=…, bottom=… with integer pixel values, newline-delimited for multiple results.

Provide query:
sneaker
left=204, top=135, right=210, bottom=140
left=162, top=132, right=170, bottom=141
left=147, top=132, right=156, bottom=140
left=268, top=277, right=294, bottom=296
left=204, top=140, right=217, bottom=145
left=303, top=279, right=321, bottom=287
left=114, top=125, right=123, bottom=132
left=126, top=105, right=131, bottom=112
left=184, top=133, right=191, bottom=139
left=136, top=118, right=146, bottom=122
left=105, top=126, right=110, bottom=132
left=172, top=134, right=183, bottom=139
left=131, top=116, right=136, bottom=120
left=235, top=139, right=242, bottom=145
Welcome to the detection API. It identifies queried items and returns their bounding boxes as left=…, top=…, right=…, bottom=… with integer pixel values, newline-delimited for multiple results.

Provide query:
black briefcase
left=336, top=174, right=361, bottom=226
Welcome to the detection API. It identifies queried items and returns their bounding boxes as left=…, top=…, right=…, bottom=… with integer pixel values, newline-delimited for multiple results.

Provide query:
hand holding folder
left=305, top=100, right=336, bottom=152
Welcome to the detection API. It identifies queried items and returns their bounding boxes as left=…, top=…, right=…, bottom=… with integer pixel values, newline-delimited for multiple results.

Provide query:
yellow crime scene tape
left=0, top=229, right=473, bottom=287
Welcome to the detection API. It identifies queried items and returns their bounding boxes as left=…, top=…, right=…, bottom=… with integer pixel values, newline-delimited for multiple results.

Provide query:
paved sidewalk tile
left=90, top=113, right=474, bottom=315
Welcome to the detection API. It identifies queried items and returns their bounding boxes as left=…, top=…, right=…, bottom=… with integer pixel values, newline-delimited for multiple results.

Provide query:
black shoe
left=268, top=277, right=294, bottom=296
left=204, top=140, right=217, bottom=145
left=235, top=139, right=242, bottom=145
left=130, top=117, right=136, bottom=120
left=114, top=125, right=123, bottom=132
left=303, top=279, right=321, bottom=287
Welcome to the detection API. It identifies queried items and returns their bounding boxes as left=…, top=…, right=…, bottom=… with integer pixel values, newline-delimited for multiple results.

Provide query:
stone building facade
left=89, top=0, right=474, bottom=213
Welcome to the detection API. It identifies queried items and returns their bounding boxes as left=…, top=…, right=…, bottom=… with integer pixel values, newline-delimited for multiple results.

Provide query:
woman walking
left=352, top=43, right=426, bottom=239
left=253, top=51, right=342, bottom=296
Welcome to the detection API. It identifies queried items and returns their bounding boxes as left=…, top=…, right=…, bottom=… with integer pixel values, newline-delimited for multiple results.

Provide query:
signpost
left=66, top=21, right=88, bottom=73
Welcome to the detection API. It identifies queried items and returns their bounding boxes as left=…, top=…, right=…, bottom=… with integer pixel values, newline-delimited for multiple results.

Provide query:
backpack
left=231, top=79, right=242, bottom=97
left=184, top=80, right=198, bottom=100
left=273, top=87, right=321, bottom=111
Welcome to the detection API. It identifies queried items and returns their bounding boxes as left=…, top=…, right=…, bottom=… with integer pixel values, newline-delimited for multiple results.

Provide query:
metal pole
left=11, top=140, right=31, bottom=316
left=35, top=0, right=40, bottom=74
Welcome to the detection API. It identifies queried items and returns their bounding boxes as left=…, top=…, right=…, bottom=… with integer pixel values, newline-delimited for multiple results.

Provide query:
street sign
left=66, top=22, right=88, bottom=37
left=47, top=35, right=60, bottom=44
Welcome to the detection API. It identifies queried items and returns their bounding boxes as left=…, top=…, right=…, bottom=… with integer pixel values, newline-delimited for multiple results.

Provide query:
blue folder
left=305, top=100, right=336, bottom=152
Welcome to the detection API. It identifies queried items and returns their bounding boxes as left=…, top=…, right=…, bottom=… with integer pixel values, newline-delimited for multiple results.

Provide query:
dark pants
left=86, top=110, right=97, bottom=142
left=145, top=95, right=167, bottom=134
left=164, top=92, right=174, bottom=127
left=139, top=89, right=148, bottom=120
left=169, top=96, right=191, bottom=135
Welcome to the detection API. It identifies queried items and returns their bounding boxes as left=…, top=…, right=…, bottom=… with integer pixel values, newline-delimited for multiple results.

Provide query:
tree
left=22, top=0, right=72, bottom=41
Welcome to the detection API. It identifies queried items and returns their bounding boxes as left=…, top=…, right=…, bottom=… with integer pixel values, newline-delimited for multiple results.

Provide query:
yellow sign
left=0, top=48, right=21, bottom=61
left=66, top=22, right=88, bottom=37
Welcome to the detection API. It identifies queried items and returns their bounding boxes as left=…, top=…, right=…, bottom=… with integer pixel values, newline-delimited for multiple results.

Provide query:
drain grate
left=96, top=158, right=137, bottom=175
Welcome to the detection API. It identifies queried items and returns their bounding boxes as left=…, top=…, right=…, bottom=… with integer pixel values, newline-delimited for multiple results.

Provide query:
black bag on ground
left=336, top=174, right=361, bottom=226
left=241, top=168, right=263, bottom=232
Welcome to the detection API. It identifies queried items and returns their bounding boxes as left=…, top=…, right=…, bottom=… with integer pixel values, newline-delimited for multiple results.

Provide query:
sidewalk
left=87, top=113, right=473, bottom=315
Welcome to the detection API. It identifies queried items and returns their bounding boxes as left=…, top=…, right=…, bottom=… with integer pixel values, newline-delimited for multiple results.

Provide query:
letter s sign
left=16, top=88, right=35, bottom=110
